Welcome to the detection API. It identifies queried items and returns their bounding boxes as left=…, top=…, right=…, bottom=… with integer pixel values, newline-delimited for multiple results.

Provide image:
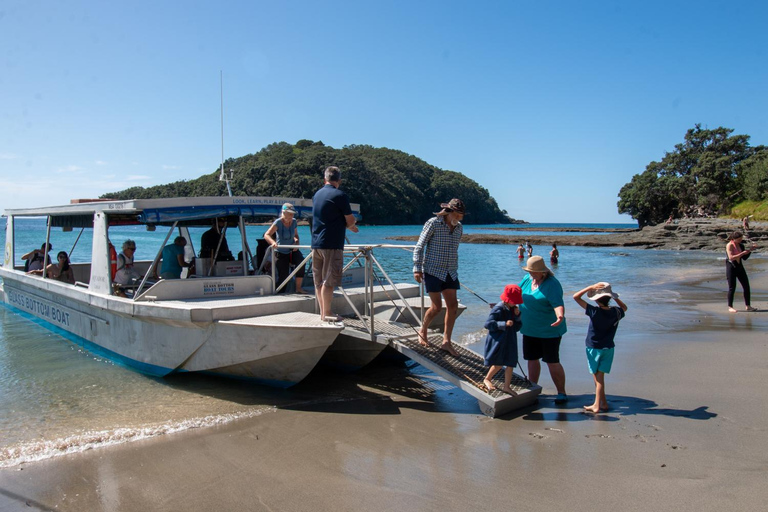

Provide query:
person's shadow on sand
left=518, top=393, right=716, bottom=422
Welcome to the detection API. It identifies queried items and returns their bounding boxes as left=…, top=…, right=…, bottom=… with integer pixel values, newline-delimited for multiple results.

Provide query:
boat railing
left=276, top=244, right=425, bottom=339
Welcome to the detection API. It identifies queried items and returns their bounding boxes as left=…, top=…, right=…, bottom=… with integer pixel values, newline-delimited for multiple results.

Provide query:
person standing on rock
left=726, top=231, right=758, bottom=313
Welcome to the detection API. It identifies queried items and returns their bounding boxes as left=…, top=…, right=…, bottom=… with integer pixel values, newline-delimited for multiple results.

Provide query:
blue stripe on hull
left=1, top=302, right=301, bottom=388
left=1, top=301, right=174, bottom=377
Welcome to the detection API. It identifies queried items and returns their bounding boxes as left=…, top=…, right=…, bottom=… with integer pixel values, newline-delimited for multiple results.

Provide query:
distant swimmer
left=516, top=244, right=525, bottom=259
left=550, top=243, right=559, bottom=264
left=526, top=242, right=533, bottom=257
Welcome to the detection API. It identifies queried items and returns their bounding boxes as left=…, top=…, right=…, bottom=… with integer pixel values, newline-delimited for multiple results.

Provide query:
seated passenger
left=160, top=236, right=194, bottom=279
left=27, top=251, right=75, bottom=284
left=22, top=243, right=52, bottom=271
left=114, top=240, right=142, bottom=285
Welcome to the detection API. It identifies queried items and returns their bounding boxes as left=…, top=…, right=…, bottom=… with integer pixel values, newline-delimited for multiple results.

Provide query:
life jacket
left=109, top=243, right=118, bottom=279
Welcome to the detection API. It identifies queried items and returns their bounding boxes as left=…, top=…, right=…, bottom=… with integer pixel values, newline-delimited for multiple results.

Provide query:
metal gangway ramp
left=343, top=317, right=542, bottom=418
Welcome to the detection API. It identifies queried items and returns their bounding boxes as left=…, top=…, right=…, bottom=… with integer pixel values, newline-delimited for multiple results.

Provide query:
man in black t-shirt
left=200, top=218, right=233, bottom=262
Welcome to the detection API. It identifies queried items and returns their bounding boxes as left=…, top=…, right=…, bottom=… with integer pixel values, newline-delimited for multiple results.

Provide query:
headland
left=391, top=218, right=765, bottom=251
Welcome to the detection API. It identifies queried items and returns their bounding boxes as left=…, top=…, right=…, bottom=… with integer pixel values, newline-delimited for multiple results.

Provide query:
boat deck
left=341, top=318, right=541, bottom=417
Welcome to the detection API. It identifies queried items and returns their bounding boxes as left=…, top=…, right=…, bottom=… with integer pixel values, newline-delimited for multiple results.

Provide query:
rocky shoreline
left=389, top=219, right=765, bottom=252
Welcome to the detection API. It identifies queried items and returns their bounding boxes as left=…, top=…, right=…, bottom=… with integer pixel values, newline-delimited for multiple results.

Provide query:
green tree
left=618, top=125, right=764, bottom=226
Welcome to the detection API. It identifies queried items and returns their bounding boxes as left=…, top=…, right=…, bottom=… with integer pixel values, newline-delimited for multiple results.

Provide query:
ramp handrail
left=269, top=243, right=425, bottom=340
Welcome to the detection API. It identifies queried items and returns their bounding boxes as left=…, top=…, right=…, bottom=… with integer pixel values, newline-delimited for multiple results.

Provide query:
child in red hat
left=483, top=284, right=524, bottom=394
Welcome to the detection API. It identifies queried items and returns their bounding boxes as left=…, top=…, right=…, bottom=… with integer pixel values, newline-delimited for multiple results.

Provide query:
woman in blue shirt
left=519, top=256, right=568, bottom=404
left=264, top=203, right=307, bottom=293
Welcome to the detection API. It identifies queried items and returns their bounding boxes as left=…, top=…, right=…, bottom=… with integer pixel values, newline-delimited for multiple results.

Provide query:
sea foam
left=0, top=406, right=276, bottom=468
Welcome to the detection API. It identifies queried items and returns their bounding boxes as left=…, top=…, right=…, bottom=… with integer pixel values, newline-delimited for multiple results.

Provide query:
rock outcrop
left=390, top=219, right=766, bottom=252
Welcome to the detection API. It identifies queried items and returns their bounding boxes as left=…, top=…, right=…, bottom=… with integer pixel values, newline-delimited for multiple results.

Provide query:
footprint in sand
left=646, top=424, right=662, bottom=431
left=545, top=427, right=564, bottom=433
left=529, top=432, right=546, bottom=439
left=585, top=434, right=612, bottom=439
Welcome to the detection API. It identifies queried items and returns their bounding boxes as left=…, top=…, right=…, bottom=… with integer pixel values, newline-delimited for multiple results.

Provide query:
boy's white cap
left=587, top=282, right=619, bottom=301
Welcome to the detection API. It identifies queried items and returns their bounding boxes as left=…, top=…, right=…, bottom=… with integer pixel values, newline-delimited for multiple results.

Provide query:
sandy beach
left=1, top=261, right=767, bottom=512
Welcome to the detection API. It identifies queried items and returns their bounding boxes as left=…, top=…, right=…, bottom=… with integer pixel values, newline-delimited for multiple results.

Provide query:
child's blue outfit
left=483, top=302, right=522, bottom=366
left=584, top=304, right=625, bottom=373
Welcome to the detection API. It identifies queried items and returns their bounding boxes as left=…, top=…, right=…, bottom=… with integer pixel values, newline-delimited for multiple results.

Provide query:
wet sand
left=2, top=264, right=767, bottom=511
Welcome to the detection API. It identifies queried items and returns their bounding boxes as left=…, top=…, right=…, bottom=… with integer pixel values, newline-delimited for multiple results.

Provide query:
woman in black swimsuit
left=726, top=231, right=757, bottom=313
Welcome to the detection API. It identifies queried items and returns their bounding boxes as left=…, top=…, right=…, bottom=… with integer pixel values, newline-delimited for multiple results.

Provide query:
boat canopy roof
left=3, top=196, right=362, bottom=228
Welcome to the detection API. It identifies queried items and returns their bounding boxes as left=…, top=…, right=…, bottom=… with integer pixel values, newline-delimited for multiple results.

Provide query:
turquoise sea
left=0, top=218, right=730, bottom=467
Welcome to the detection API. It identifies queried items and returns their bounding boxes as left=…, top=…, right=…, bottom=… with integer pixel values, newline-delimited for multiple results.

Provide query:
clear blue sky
left=1, top=1, right=766, bottom=222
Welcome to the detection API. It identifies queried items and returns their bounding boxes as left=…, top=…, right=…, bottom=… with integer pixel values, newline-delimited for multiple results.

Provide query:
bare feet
left=483, top=378, right=496, bottom=392
left=417, top=331, right=430, bottom=347
left=439, top=341, right=459, bottom=357
left=728, top=307, right=738, bottom=313
left=501, top=386, right=517, bottom=396
left=583, top=405, right=601, bottom=414
left=296, top=288, right=308, bottom=294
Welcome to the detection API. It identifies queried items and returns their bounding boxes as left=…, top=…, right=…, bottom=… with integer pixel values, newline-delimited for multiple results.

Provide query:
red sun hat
left=500, top=284, right=523, bottom=305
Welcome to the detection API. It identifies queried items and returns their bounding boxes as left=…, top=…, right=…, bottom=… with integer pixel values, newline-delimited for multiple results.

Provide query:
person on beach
left=28, top=251, right=75, bottom=284
left=413, top=198, right=465, bottom=357
left=526, top=242, right=533, bottom=258
left=483, top=284, right=523, bottom=394
left=518, top=256, right=568, bottom=403
left=264, top=202, right=307, bottom=293
left=726, top=230, right=758, bottom=313
left=159, top=236, right=193, bottom=279
left=22, top=243, right=52, bottom=272
left=516, top=244, right=525, bottom=259
left=549, top=243, right=559, bottom=264
left=742, top=216, right=751, bottom=231
left=311, top=166, right=359, bottom=322
left=573, top=282, right=628, bottom=413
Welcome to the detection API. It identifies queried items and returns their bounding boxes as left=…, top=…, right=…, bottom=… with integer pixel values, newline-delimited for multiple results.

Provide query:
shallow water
left=0, top=218, right=733, bottom=466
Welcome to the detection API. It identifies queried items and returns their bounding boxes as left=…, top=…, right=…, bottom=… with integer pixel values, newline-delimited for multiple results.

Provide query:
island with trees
left=102, top=140, right=520, bottom=225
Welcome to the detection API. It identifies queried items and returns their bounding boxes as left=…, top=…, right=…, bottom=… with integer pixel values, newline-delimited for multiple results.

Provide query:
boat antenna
left=218, top=70, right=234, bottom=197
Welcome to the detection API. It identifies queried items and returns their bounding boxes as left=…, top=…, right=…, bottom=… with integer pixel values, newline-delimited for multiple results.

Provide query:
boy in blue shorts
left=573, top=282, right=628, bottom=413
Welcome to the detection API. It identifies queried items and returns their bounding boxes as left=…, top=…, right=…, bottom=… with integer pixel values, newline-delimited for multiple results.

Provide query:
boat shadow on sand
left=162, top=362, right=717, bottom=421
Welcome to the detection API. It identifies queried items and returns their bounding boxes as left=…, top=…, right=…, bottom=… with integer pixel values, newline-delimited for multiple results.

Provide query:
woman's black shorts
left=522, top=335, right=562, bottom=364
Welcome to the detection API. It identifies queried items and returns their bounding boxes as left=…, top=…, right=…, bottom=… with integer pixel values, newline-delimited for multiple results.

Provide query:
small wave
left=459, top=330, right=486, bottom=346
left=0, top=406, right=276, bottom=468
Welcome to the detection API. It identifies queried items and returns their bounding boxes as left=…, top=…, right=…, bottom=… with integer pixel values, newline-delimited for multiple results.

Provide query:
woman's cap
left=500, top=284, right=523, bottom=305
left=434, top=198, right=466, bottom=216
left=282, top=202, right=297, bottom=214
left=522, top=255, right=553, bottom=277
left=587, top=282, right=620, bottom=301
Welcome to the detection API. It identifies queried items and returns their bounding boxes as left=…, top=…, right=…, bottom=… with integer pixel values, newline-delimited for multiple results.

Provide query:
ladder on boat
left=342, top=318, right=542, bottom=418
